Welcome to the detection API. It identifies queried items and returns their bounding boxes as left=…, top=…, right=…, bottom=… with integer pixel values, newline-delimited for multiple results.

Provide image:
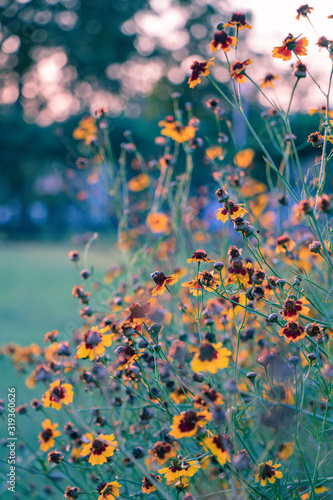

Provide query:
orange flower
left=142, top=474, right=162, bottom=494
left=151, top=271, right=178, bottom=296
left=73, top=116, right=97, bottom=144
left=225, top=260, right=252, bottom=287
left=272, top=34, right=308, bottom=61
left=75, top=326, right=113, bottom=361
left=275, top=235, right=296, bottom=254
left=188, top=58, right=215, bottom=89
left=187, top=249, right=215, bottom=264
left=190, top=342, right=231, bottom=374
left=159, top=117, right=196, bottom=143
left=146, top=212, right=169, bottom=233
left=181, top=271, right=221, bottom=296
left=260, top=74, right=279, bottom=89
left=216, top=200, right=248, bottom=223
left=38, top=419, right=61, bottom=452
left=209, top=30, right=237, bottom=52
left=223, top=12, right=252, bottom=30
left=169, top=409, right=211, bottom=438
left=296, top=5, right=314, bottom=20
left=281, top=297, right=310, bottom=322
left=42, top=379, right=74, bottom=410
left=229, top=58, right=253, bottom=84
left=128, top=174, right=150, bottom=192
left=80, top=433, right=117, bottom=465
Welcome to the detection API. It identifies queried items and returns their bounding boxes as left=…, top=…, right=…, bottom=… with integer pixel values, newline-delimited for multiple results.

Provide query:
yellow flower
left=128, top=174, right=150, bottom=192
left=188, top=58, right=215, bottom=89
left=277, top=442, right=294, bottom=460
left=38, top=419, right=61, bottom=452
left=216, top=200, right=248, bottom=223
left=159, top=117, right=196, bottom=143
left=169, top=410, right=211, bottom=439
left=203, top=433, right=230, bottom=465
left=80, top=433, right=117, bottom=465
left=75, top=326, right=113, bottom=361
left=234, top=149, right=255, bottom=168
left=181, top=271, right=221, bottom=296
left=205, top=145, right=224, bottom=161
left=42, top=379, right=74, bottom=410
left=159, top=461, right=200, bottom=483
left=191, top=343, right=231, bottom=374
left=73, top=116, right=97, bottom=144
left=255, top=460, right=283, bottom=486
left=97, top=481, right=122, bottom=500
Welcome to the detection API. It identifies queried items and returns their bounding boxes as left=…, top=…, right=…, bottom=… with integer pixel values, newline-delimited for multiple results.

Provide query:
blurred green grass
left=0, top=241, right=118, bottom=457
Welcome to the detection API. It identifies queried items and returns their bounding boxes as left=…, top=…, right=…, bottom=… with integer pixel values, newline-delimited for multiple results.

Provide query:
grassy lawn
left=0, top=239, right=119, bottom=478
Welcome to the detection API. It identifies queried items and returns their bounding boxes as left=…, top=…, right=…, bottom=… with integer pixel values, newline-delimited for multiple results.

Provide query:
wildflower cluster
left=3, top=4, right=333, bottom=500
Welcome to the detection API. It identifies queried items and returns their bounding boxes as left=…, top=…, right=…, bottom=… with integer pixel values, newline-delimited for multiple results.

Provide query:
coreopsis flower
left=190, top=342, right=231, bottom=374
left=317, top=194, right=333, bottom=213
left=295, top=198, right=314, bottom=219
left=169, top=409, right=211, bottom=438
left=73, top=116, right=97, bottom=144
left=309, top=106, right=333, bottom=118
left=38, top=419, right=61, bottom=452
left=128, top=174, right=150, bottom=192
left=223, top=12, right=252, bottom=30
left=209, top=30, right=237, bottom=52
left=158, top=116, right=196, bottom=143
left=272, top=34, right=308, bottom=61
left=205, top=145, right=224, bottom=161
left=275, top=235, right=296, bottom=253
left=277, top=442, right=294, bottom=460
left=114, top=343, right=145, bottom=370
left=188, top=58, right=215, bottom=88
left=296, top=4, right=314, bottom=20
left=42, top=379, right=74, bottom=410
left=48, top=450, right=63, bottom=463
left=159, top=460, right=200, bottom=483
left=216, top=200, right=248, bottom=223
left=255, top=461, right=283, bottom=486
left=75, top=326, right=113, bottom=361
left=181, top=271, right=221, bottom=296
left=279, top=321, right=306, bottom=343
left=97, top=481, right=122, bottom=500
left=187, top=249, right=215, bottom=264
left=146, top=212, right=170, bottom=233
left=260, top=74, right=279, bottom=88
left=203, top=433, right=230, bottom=465
left=229, top=58, right=253, bottom=84
left=148, top=441, right=177, bottom=465
left=142, top=474, right=162, bottom=494
left=308, top=131, right=324, bottom=147
left=281, top=297, right=310, bottom=322
left=225, top=259, right=252, bottom=287
left=64, top=486, right=80, bottom=499
left=294, top=61, right=307, bottom=78
left=80, top=433, right=117, bottom=465
left=125, top=300, right=155, bottom=324
left=150, top=271, right=179, bottom=296
left=263, top=383, right=294, bottom=404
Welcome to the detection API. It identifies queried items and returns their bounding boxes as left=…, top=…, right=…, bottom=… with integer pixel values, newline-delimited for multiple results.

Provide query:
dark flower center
left=179, top=411, right=199, bottom=432
left=231, top=12, right=246, bottom=24
left=198, top=343, right=218, bottom=362
left=214, top=30, right=229, bottom=44
left=51, top=386, right=65, bottom=401
left=41, top=428, right=53, bottom=442
left=151, top=271, right=167, bottom=286
left=284, top=299, right=295, bottom=311
left=154, top=443, right=171, bottom=459
left=260, top=463, right=275, bottom=479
